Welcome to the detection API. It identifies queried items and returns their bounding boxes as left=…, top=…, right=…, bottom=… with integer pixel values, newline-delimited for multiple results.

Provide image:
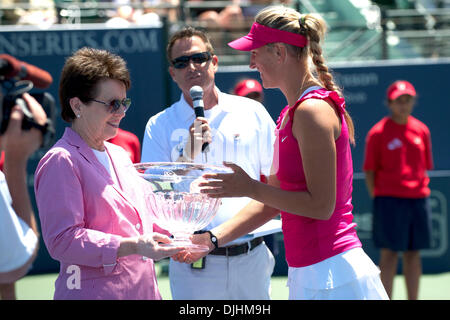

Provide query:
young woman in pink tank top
left=179, top=5, right=388, bottom=300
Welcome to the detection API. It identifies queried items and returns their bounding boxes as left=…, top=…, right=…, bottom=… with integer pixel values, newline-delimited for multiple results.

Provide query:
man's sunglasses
left=171, top=52, right=212, bottom=69
left=91, top=98, right=132, bottom=114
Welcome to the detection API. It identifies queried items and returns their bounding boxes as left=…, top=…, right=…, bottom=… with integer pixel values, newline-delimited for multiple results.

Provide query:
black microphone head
left=189, top=86, right=208, bottom=152
left=190, top=86, right=203, bottom=101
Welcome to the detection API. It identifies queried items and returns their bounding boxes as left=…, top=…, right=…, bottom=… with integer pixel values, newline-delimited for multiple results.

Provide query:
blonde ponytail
left=302, top=14, right=355, bottom=145
left=256, top=6, right=355, bottom=145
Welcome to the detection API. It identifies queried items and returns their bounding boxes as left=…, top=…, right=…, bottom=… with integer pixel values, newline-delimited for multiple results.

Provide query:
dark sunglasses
left=91, top=98, right=131, bottom=113
left=171, top=52, right=212, bottom=69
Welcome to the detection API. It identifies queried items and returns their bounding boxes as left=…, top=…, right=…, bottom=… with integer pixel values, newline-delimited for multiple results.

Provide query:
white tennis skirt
left=287, top=247, right=389, bottom=300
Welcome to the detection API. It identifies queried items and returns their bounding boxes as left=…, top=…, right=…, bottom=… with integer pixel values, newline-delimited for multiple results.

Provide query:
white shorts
left=287, top=247, right=389, bottom=300
left=169, top=242, right=275, bottom=300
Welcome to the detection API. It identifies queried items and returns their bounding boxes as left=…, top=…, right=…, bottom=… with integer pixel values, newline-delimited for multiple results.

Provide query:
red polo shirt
left=363, top=116, right=433, bottom=198
left=108, top=128, right=141, bottom=163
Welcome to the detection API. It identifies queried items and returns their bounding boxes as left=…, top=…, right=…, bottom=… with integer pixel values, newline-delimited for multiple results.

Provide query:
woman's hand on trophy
left=199, top=161, right=257, bottom=198
left=171, top=232, right=213, bottom=264
left=135, top=233, right=185, bottom=261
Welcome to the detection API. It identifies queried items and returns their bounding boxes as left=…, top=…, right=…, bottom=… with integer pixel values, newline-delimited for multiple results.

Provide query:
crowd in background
left=1, top=0, right=449, bottom=28
left=2, top=0, right=450, bottom=61
left=0, top=0, right=295, bottom=29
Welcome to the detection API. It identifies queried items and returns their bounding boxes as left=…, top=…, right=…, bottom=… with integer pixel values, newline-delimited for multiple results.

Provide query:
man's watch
left=207, top=231, right=219, bottom=249
left=194, top=230, right=219, bottom=249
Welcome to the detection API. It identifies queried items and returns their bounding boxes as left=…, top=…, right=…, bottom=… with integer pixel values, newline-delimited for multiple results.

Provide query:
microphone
left=0, top=54, right=53, bottom=89
left=189, top=86, right=209, bottom=152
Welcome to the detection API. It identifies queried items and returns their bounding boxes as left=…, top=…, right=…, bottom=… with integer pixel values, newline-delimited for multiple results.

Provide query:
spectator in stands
left=192, top=2, right=246, bottom=29
left=14, top=0, right=56, bottom=27
left=0, top=93, right=46, bottom=299
left=363, top=80, right=433, bottom=300
left=196, top=6, right=246, bottom=49
left=141, top=0, right=180, bottom=23
left=197, top=10, right=221, bottom=28
left=241, top=0, right=283, bottom=19
left=34, top=47, right=183, bottom=300
left=233, top=78, right=264, bottom=103
left=105, top=3, right=161, bottom=27
left=104, top=0, right=180, bottom=27
left=217, top=4, right=245, bottom=29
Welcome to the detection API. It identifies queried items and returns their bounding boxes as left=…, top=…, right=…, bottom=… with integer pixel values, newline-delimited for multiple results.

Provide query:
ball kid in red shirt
left=363, top=80, right=433, bottom=300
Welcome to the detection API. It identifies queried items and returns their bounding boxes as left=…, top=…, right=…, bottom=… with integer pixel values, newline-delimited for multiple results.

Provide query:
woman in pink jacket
left=34, top=47, right=182, bottom=300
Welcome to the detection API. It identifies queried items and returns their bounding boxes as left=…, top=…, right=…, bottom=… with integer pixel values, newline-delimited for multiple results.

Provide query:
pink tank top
left=274, top=88, right=361, bottom=268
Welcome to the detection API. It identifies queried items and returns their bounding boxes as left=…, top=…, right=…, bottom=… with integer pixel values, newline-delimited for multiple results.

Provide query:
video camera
left=0, top=54, right=56, bottom=149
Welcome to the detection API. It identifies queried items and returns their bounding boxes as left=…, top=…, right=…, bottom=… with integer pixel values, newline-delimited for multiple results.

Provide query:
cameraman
left=0, top=93, right=47, bottom=299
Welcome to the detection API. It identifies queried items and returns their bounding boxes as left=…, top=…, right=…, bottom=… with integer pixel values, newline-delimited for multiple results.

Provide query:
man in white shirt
left=0, top=93, right=46, bottom=299
left=141, top=27, right=277, bottom=299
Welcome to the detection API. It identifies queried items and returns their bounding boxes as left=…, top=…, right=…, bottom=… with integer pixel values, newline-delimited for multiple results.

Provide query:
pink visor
left=228, top=22, right=308, bottom=51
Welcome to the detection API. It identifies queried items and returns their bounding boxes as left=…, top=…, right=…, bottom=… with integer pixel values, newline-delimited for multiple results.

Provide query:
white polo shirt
left=142, top=88, right=276, bottom=242
left=0, top=171, right=38, bottom=273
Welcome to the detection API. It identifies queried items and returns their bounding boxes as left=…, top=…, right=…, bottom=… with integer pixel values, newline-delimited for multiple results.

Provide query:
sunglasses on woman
left=171, top=52, right=212, bottom=69
left=91, top=98, right=132, bottom=114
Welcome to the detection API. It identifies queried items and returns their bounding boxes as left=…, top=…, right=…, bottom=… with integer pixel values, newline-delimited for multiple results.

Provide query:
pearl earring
left=76, top=114, right=80, bottom=118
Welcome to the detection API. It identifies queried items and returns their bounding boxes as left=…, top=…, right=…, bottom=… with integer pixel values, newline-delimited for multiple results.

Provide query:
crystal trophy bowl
left=134, top=162, right=232, bottom=252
